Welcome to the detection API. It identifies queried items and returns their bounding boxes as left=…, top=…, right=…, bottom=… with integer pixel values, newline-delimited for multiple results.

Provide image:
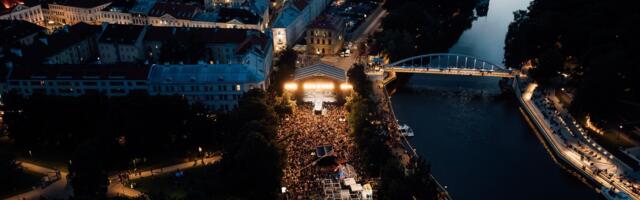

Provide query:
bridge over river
left=379, top=53, right=521, bottom=85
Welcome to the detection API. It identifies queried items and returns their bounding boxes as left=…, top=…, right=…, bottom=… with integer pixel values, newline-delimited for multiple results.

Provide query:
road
left=520, top=85, right=640, bottom=199
left=320, top=6, right=387, bottom=70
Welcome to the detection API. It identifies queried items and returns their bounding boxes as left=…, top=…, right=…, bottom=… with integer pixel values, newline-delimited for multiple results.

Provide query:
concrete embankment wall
left=512, top=79, right=600, bottom=189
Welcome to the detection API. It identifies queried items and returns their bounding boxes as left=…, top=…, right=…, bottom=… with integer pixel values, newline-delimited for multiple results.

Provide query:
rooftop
left=101, top=0, right=137, bottom=12
left=294, top=62, right=346, bottom=82
left=0, top=20, right=44, bottom=47
left=99, top=24, right=145, bottom=44
left=52, top=0, right=111, bottom=8
left=144, top=26, right=265, bottom=45
left=9, top=64, right=151, bottom=80
left=21, top=22, right=101, bottom=59
left=148, top=64, right=263, bottom=84
left=308, top=15, right=344, bottom=31
left=216, top=7, right=259, bottom=24
left=128, top=0, right=156, bottom=14
left=272, top=5, right=300, bottom=28
left=148, top=1, right=199, bottom=20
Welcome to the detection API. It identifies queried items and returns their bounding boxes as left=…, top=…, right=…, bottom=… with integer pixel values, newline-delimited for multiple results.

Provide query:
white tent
left=350, top=184, right=363, bottom=192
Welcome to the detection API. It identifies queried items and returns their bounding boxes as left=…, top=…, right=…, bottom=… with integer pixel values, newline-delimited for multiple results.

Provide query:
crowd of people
left=277, top=103, right=361, bottom=198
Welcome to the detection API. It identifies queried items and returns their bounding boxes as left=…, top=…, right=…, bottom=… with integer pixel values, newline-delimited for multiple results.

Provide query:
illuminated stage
left=285, top=63, right=352, bottom=114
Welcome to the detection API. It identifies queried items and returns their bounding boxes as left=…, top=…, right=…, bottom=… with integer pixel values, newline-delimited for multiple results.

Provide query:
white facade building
left=271, top=0, right=330, bottom=52
left=48, top=0, right=112, bottom=25
left=0, top=2, right=46, bottom=25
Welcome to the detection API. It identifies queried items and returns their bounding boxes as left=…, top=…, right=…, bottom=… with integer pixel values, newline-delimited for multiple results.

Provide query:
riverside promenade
left=514, top=77, right=640, bottom=199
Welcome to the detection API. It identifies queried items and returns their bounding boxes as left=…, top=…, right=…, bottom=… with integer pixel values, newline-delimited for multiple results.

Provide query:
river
left=390, top=0, right=600, bottom=199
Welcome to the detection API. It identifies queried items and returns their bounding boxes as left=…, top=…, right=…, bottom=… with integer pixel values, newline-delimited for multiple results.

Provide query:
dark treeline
left=144, top=89, right=285, bottom=199
left=347, top=64, right=440, bottom=199
left=2, top=92, right=218, bottom=169
left=2, top=92, right=222, bottom=198
left=374, top=0, right=478, bottom=62
left=505, top=0, right=640, bottom=129
left=1, top=89, right=284, bottom=199
left=269, top=49, right=298, bottom=95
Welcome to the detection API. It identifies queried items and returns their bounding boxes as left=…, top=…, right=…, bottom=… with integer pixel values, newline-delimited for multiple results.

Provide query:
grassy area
left=132, top=165, right=219, bottom=199
left=0, top=171, right=43, bottom=199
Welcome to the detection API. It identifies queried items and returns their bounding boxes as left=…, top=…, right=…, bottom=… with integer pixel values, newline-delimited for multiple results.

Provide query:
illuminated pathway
left=6, top=156, right=221, bottom=199
left=518, top=82, right=639, bottom=199
left=107, top=155, right=222, bottom=198
left=5, top=161, right=71, bottom=200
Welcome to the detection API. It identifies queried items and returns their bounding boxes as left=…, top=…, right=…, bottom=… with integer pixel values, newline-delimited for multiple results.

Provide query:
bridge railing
left=384, top=53, right=510, bottom=73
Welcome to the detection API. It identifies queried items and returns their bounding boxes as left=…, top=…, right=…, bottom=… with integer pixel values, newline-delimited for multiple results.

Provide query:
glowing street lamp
left=340, top=83, right=353, bottom=91
left=284, top=82, right=298, bottom=91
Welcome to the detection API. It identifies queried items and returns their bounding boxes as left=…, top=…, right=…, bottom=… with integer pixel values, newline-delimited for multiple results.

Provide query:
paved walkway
left=5, top=161, right=71, bottom=200
left=519, top=83, right=640, bottom=199
left=108, top=155, right=222, bottom=198
left=6, top=156, right=222, bottom=200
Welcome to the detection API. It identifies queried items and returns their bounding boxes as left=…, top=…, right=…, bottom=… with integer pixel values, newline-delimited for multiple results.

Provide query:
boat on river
left=399, top=124, right=414, bottom=137
left=602, top=186, right=632, bottom=200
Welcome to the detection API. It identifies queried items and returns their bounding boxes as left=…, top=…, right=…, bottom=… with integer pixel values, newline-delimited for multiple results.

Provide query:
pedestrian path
left=517, top=81, right=640, bottom=199
left=6, top=156, right=222, bottom=200
left=108, top=155, right=222, bottom=198
left=5, top=160, right=71, bottom=200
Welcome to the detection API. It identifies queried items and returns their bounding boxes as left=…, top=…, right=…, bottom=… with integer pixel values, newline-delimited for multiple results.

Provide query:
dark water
left=390, top=0, right=600, bottom=199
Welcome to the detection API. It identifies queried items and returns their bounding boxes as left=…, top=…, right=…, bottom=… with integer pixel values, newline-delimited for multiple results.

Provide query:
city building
left=3, top=63, right=266, bottom=111
left=142, top=26, right=272, bottom=80
left=48, top=0, right=112, bottom=25
left=97, top=23, right=147, bottom=63
left=0, top=20, right=44, bottom=48
left=305, top=15, right=344, bottom=55
left=4, top=64, right=150, bottom=97
left=20, top=22, right=102, bottom=64
left=272, top=0, right=330, bottom=52
left=0, top=0, right=46, bottom=25
left=147, top=64, right=265, bottom=110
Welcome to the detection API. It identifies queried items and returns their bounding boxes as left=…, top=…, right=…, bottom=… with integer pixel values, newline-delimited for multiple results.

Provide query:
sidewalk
left=5, top=161, right=71, bottom=200
left=518, top=81, right=640, bottom=199
left=7, top=156, right=222, bottom=199
left=107, top=155, right=222, bottom=198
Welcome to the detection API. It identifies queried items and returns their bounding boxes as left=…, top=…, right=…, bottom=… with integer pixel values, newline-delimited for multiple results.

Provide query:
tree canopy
left=505, top=0, right=640, bottom=127
left=375, top=0, right=477, bottom=62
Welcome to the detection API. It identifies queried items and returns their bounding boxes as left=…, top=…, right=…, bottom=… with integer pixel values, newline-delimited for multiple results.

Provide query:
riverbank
left=381, top=73, right=602, bottom=199
left=514, top=77, right=639, bottom=199
left=373, top=78, right=452, bottom=199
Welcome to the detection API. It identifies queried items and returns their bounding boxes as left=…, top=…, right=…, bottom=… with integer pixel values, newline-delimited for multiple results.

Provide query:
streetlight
left=284, top=82, right=298, bottom=91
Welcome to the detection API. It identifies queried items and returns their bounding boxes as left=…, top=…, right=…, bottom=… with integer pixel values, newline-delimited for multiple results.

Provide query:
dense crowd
left=277, top=103, right=360, bottom=198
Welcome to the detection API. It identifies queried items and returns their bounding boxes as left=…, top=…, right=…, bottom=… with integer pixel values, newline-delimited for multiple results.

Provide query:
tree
left=270, top=49, right=298, bottom=94
left=504, top=0, right=640, bottom=129
left=0, top=153, right=24, bottom=194
left=69, top=140, right=109, bottom=199
left=375, top=0, right=477, bottom=62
